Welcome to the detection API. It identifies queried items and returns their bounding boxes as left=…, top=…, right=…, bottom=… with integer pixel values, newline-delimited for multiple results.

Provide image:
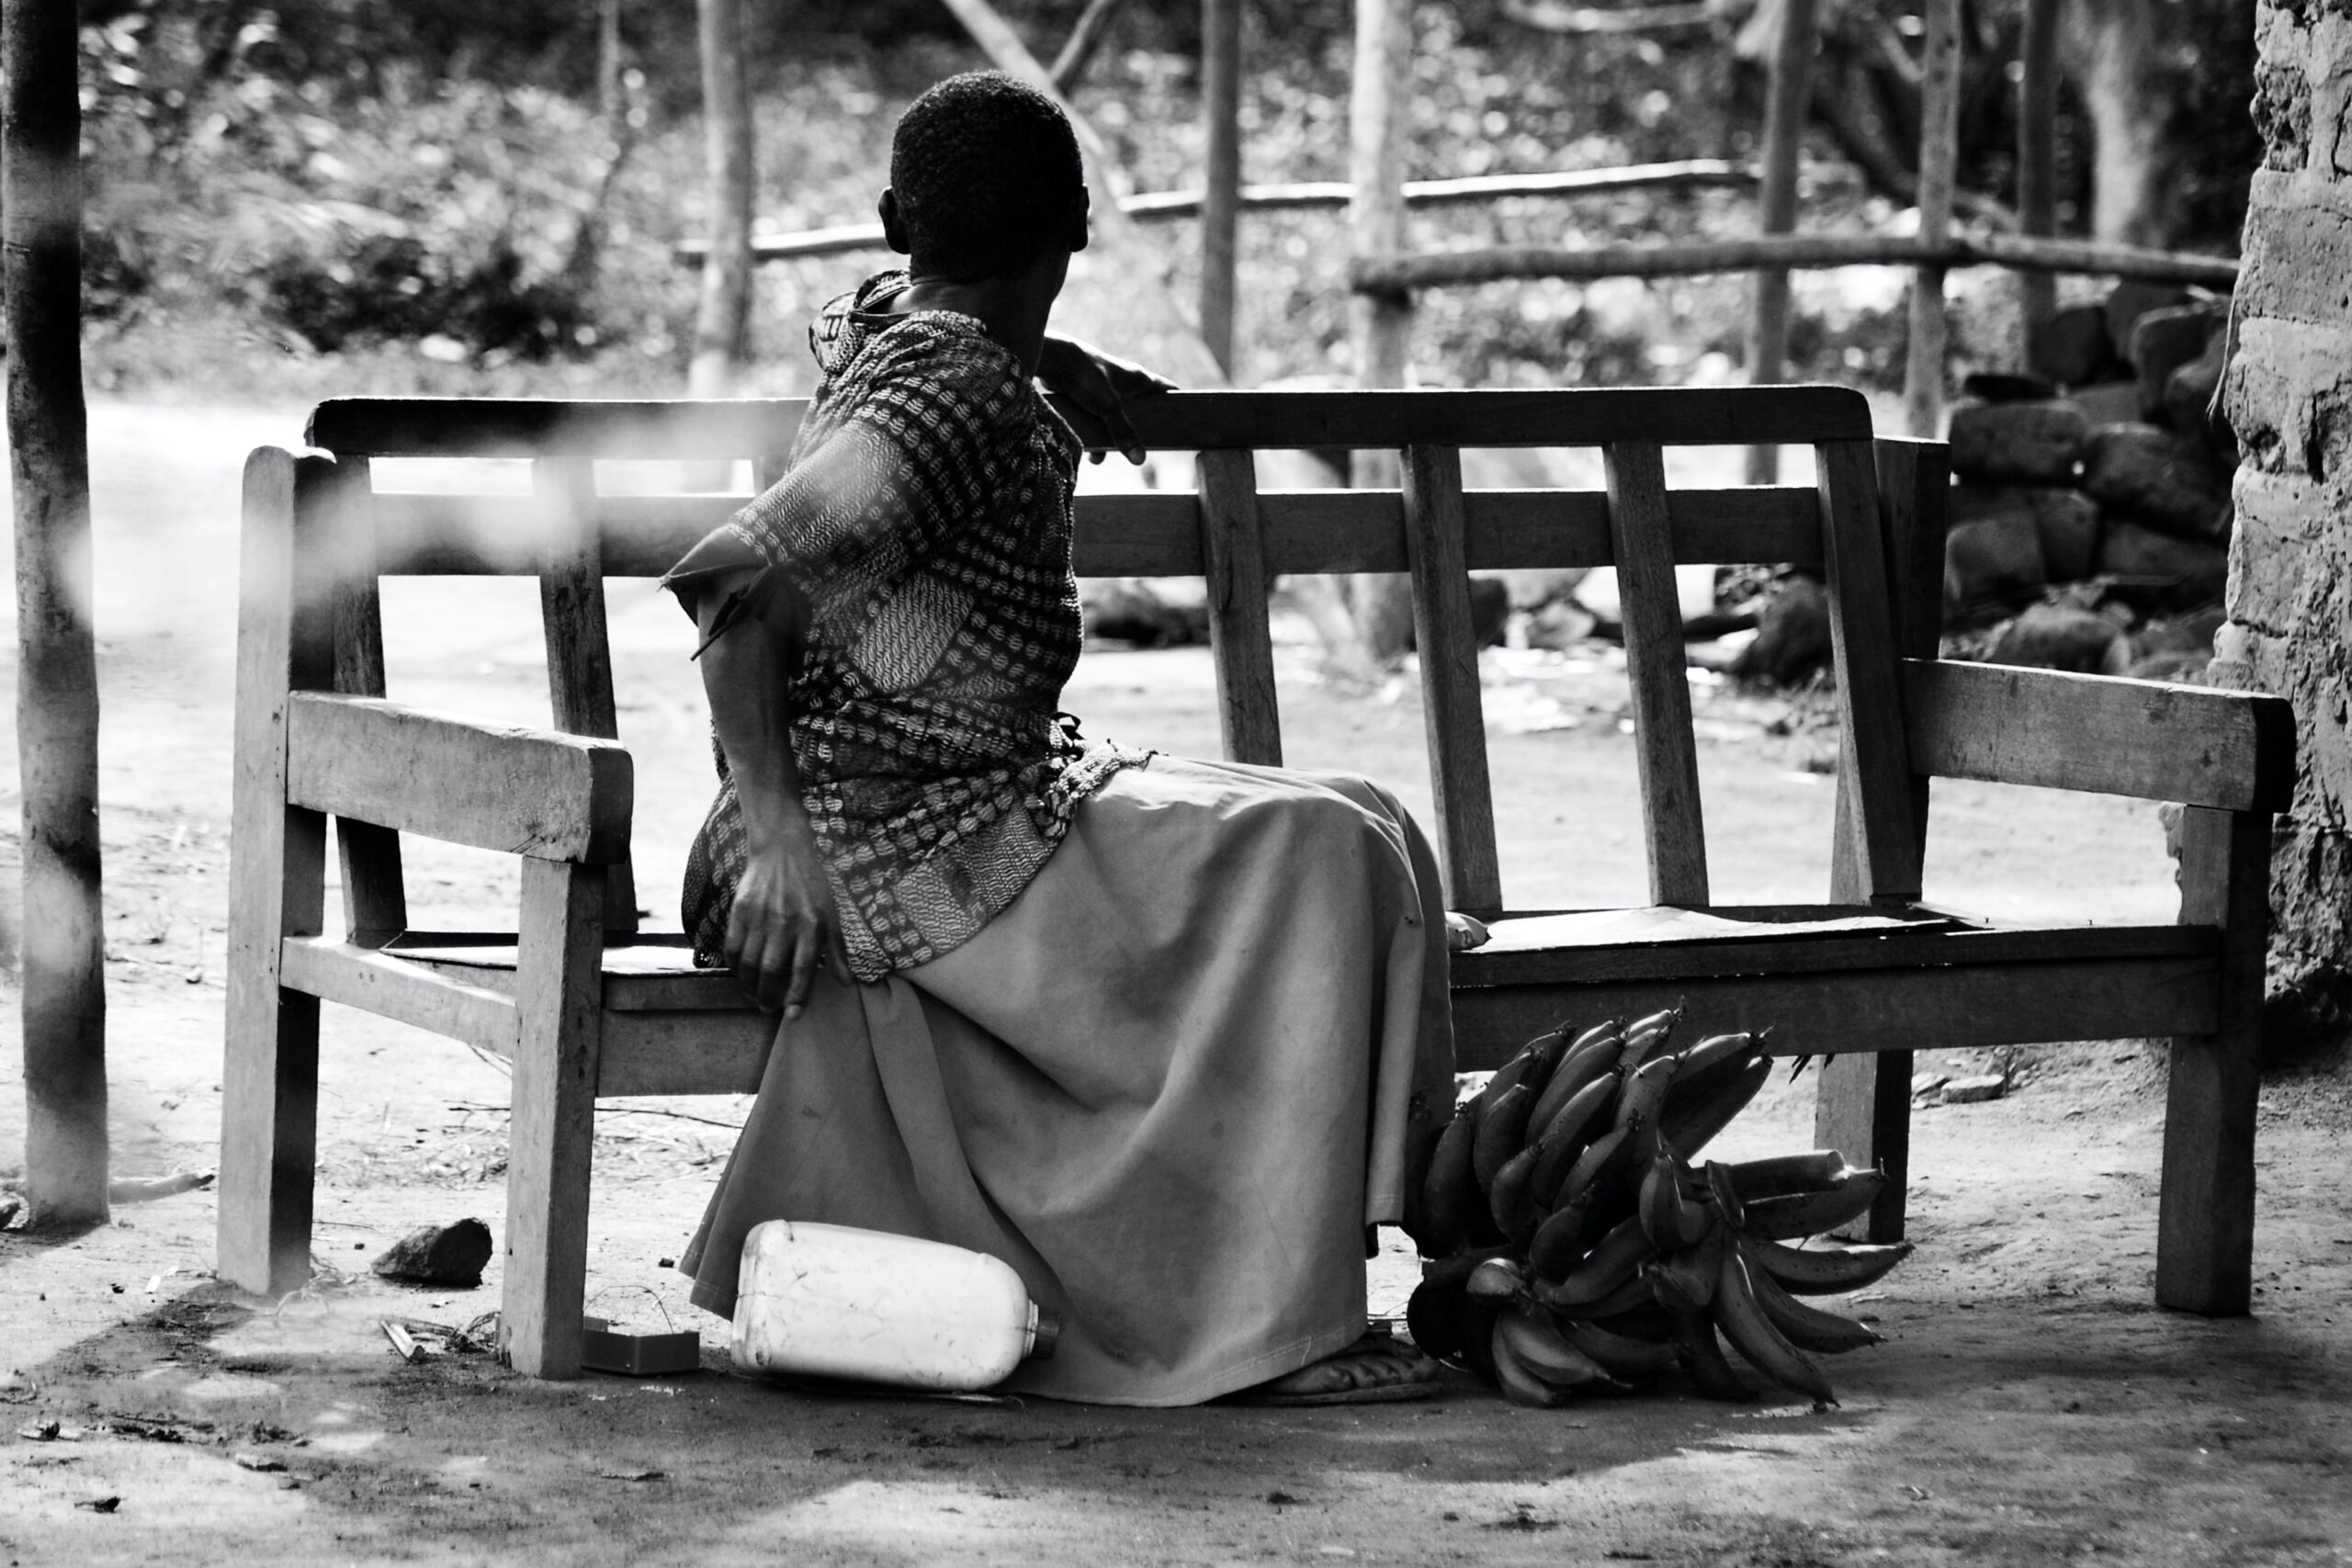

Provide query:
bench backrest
left=294, top=386, right=1946, bottom=932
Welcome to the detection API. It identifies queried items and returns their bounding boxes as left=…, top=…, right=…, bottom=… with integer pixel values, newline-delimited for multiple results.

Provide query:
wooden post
left=1743, top=0, right=1819, bottom=484
left=687, top=0, right=754, bottom=399
left=2016, top=0, right=2062, bottom=369
left=1200, top=0, right=1243, bottom=378
left=1904, top=0, right=1962, bottom=439
left=1350, top=0, right=1413, bottom=402
left=9, top=0, right=108, bottom=1224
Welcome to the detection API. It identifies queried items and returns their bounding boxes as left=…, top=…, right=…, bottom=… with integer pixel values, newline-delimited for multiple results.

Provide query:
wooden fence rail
left=672, top=161, right=1755, bottom=266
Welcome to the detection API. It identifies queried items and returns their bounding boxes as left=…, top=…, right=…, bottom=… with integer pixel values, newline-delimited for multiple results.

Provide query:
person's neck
left=892, top=267, right=1060, bottom=375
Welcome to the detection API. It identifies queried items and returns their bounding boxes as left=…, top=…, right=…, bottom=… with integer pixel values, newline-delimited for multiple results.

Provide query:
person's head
left=879, top=71, right=1088, bottom=282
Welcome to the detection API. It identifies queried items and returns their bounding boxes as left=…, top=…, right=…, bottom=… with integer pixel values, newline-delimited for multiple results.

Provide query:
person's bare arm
left=692, top=571, right=852, bottom=1017
left=1035, top=333, right=1177, bottom=463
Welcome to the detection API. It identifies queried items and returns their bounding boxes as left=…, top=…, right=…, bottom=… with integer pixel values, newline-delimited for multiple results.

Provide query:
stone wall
left=2217, top=0, right=2352, bottom=1050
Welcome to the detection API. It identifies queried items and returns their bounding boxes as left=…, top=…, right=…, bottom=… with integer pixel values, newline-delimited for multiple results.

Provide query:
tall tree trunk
left=1199, top=0, right=1241, bottom=379
left=1343, top=0, right=1417, bottom=665
left=689, top=0, right=754, bottom=398
left=8, top=0, right=109, bottom=1224
left=1742, top=0, right=1817, bottom=483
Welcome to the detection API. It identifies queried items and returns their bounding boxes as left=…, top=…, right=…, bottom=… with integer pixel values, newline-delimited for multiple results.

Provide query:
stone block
left=1943, top=514, right=2046, bottom=617
left=2239, top=199, right=2352, bottom=325
left=1986, top=603, right=2129, bottom=673
left=2105, top=282, right=2198, bottom=365
left=2031, top=301, right=2118, bottom=387
left=2131, top=304, right=2224, bottom=421
left=1960, top=370, right=2060, bottom=402
left=1945, top=399, right=2087, bottom=484
left=1949, top=483, right=2102, bottom=581
left=2069, top=379, right=2143, bottom=429
left=2227, top=468, right=2331, bottom=630
left=2080, top=423, right=2232, bottom=542
left=2098, top=521, right=2230, bottom=608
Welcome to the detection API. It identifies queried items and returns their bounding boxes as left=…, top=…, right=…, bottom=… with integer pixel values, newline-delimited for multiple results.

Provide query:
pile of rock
left=1940, top=281, right=2235, bottom=677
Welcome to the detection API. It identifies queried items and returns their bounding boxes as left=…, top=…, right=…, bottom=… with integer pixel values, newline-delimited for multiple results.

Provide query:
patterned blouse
left=665, top=272, right=1140, bottom=981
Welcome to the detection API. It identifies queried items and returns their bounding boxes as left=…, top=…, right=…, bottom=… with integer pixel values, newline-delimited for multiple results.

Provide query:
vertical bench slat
left=325, top=456, right=408, bottom=947
left=1815, top=437, right=1920, bottom=902
left=1401, top=443, right=1503, bottom=913
left=1197, top=447, right=1284, bottom=767
left=220, top=449, right=335, bottom=1299
left=1816, top=434, right=1951, bottom=1238
left=534, top=457, right=638, bottom=936
left=1603, top=441, right=1708, bottom=907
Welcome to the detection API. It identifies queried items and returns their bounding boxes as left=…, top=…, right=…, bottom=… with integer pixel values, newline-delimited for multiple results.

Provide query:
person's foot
left=1240, top=1329, right=1442, bottom=1404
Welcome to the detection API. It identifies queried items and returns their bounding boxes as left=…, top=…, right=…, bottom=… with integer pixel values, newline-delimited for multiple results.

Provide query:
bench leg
left=218, top=978, right=323, bottom=1297
left=2156, top=806, right=2269, bottom=1315
left=501, top=859, right=606, bottom=1377
left=1812, top=1049, right=1911, bottom=1242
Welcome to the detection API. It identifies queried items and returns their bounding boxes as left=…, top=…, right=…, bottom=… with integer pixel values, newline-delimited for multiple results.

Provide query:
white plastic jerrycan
left=730, top=1220, right=1057, bottom=1391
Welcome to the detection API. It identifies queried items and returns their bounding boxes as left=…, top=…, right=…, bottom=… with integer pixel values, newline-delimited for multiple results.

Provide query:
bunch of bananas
left=1406, top=1009, right=1910, bottom=1408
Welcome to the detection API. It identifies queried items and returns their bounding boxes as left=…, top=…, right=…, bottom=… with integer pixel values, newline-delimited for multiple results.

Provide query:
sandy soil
left=0, top=403, right=2346, bottom=1566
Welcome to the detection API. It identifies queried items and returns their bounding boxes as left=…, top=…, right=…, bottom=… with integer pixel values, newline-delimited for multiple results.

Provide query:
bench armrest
left=1901, top=659, right=2295, bottom=813
left=285, top=692, right=633, bottom=863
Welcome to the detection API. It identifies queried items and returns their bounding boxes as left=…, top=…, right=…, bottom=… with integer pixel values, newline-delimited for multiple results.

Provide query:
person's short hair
left=888, top=71, right=1084, bottom=281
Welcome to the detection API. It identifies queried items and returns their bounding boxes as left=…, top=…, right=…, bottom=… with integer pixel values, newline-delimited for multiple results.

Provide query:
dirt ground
left=0, top=404, right=2347, bottom=1566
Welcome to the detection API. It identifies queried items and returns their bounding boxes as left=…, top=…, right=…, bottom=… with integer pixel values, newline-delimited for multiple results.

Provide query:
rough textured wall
left=2218, top=0, right=2352, bottom=1049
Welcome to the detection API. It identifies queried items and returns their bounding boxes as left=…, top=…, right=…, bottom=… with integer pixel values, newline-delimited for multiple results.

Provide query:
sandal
left=1227, top=1328, right=1443, bottom=1407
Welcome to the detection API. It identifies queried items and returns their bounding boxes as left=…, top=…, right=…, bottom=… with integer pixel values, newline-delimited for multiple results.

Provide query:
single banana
left=1536, top=1214, right=1654, bottom=1309
left=1530, top=1031, right=1624, bottom=1131
left=1555, top=1314, right=1676, bottom=1379
left=1639, top=1148, right=1715, bottom=1249
left=1526, top=1076, right=1618, bottom=1210
left=1615, top=1020, right=1675, bottom=1076
left=1467, top=1255, right=1529, bottom=1301
left=1746, top=1237, right=1914, bottom=1295
left=1528, top=1197, right=1591, bottom=1282
left=1556, top=1121, right=1642, bottom=1214
left=1738, top=1240, right=1883, bottom=1353
left=1713, top=1241, right=1838, bottom=1405
left=1724, top=1150, right=1859, bottom=1201
left=1624, top=1004, right=1683, bottom=1041
left=1470, top=1041, right=1539, bottom=1121
left=1573, top=1270, right=1665, bottom=1322
left=1498, top=1304, right=1621, bottom=1389
left=1666, top=1303, right=1755, bottom=1403
left=1739, top=1168, right=1889, bottom=1241
left=1657, top=1055, right=1770, bottom=1160
left=1562, top=1016, right=1626, bottom=1056
left=1417, top=1109, right=1479, bottom=1255
left=1488, top=1143, right=1544, bottom=1246
left=1472, top=1082, right=1538, bottom=1192
left=1419, top=1244, right=1515, bottom=1290
left=1611, top=1053, right=1681, bottom=1133
left=1490, top=1317, right=1573, bottom=1407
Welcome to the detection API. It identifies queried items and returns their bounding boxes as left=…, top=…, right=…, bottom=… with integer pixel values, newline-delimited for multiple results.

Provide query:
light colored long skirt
left=676, top=754, right=1455, bottom=1406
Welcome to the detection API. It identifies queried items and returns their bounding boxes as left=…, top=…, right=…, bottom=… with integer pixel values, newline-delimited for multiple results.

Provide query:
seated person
left=663, top=70, right=1459, bottom=1406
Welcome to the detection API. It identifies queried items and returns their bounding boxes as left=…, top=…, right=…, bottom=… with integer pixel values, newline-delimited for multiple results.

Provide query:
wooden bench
left=221, top=386, right=2293, bottom=1377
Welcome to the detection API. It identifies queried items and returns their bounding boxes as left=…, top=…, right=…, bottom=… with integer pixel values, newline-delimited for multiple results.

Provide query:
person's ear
left=878, top=189, right=911, bottom=254
left=1063, top=187, right=1091, bottom=254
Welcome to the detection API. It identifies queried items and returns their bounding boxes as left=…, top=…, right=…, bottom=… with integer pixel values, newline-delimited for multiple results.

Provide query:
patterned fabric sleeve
left=721, top=329, right=1029, bottom=605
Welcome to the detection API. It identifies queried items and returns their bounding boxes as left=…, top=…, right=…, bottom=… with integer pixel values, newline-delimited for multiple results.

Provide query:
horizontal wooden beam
left=368, top=483, right=1827, bottom=580
left=1449, top=917, right=2217, bottom=989
left=597, top=1010, right=775, bottom=1096
left=279, top=938, right=520, bottom=1055
left=1903, top=660, right=2296, bottom=813
left=669, top=162, right=1758, bottom=265
left=311, top=387, right=1873, bottom=459
left=286, top=693, right=633, bottom=863
left=1352, top=231, right=2241, bottom=294
left=1448, top=951, right=2222, bottom=1071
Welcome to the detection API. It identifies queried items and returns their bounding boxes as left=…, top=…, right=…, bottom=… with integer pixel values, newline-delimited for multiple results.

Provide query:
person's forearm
left=695, top=570, right=812, bottom=854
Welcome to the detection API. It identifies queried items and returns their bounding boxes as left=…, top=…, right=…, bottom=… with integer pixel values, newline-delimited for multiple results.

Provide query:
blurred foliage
left=74, top=0, right=2253, bottom=400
